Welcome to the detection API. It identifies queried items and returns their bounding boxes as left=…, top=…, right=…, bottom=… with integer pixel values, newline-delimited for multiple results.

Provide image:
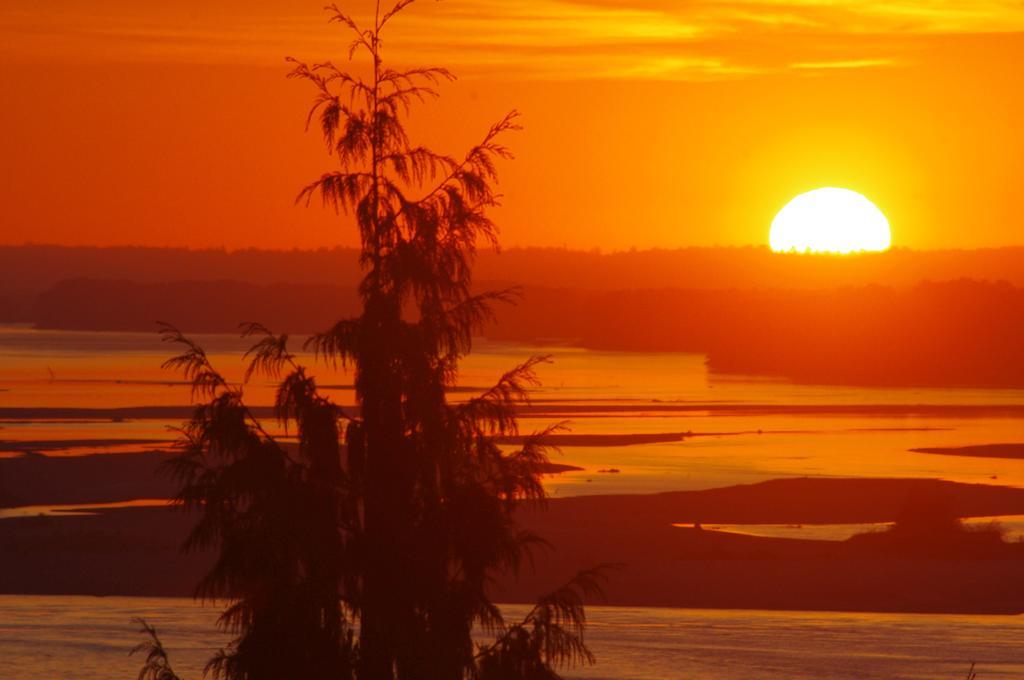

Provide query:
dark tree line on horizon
left=135, top=2, right=603, bottom=679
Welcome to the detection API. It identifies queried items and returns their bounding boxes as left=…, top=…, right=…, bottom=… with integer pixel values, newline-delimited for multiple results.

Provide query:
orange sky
left=2, top=0, right=1023, bottom=250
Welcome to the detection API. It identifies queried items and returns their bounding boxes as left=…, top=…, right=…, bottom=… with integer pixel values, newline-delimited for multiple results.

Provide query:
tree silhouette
left=145, top=1, right=601, bottom=678
left=159, top=323, right=355, bottom=679
left=474, top=569, right=604, bottom=679
left=131, top=619, right=183, bottom=680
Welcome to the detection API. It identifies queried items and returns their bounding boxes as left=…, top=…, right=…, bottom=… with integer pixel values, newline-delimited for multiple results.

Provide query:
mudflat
left=3, top=476, right=1024, bottom=613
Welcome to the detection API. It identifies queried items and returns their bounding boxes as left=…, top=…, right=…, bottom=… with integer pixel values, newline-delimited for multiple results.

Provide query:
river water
left=0, top=595, right=1020, bottom=679
left=3, top=326, right=1024, bottom=677
left=3, top=324, right=1024, bottom=499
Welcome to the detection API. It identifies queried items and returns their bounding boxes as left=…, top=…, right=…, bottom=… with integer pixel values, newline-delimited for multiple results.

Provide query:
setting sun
left=769, top=188, right=891, bottom=254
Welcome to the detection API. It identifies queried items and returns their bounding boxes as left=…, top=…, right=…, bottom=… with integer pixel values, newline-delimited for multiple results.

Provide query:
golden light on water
left=769, top=188, right=891, bottom=254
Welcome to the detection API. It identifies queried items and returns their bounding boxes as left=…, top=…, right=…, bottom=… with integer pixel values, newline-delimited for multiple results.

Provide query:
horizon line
left=5, top=242, right=1024, bottom=256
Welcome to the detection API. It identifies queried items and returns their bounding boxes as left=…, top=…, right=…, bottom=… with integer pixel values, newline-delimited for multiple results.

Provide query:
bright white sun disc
left=769, top=187, right=890, bottom=254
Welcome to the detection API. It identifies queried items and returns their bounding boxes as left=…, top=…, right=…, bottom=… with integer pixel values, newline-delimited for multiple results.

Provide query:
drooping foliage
left=159, top=322, right=355, bottom=680
left=148, top=2, right=601, bottom=678
left=474, top=569, right=606, bottom=680
left=131, top=619, right=184, bottom=680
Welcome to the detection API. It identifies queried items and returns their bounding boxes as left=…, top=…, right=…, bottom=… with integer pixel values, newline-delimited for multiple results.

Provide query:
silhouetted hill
left=7, top=246, right=1024, bottom=387
left=5, top=244, right=1024, bottom=302
left=0, top=245, right=363, bottom=308
left=33, top=278, right=359, bottom=333
left=0, top=451, right=176, bottom=508
left=489, top=280, right=1024, bottom=387
left=22, top=278, right=1024, bottom=387
left=702, top=280, right=1024, bottom=387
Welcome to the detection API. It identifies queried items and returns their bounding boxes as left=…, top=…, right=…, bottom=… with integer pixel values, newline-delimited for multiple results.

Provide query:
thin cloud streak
left=1, top=0, right=1022, bottom=79
left=791, top=59, right=896, bottom=70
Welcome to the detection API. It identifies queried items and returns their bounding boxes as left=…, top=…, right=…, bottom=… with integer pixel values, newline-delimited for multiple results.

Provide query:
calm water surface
left=0, top=595, right=1020, bottom=679
left=3, top=328, right=1024, bottom=678
left=2, top=325, right=1024, bottom=497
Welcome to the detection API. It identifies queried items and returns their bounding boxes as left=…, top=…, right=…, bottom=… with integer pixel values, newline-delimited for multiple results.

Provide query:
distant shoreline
left=5, top=402, right=1024, bottom=422
left=6, top=245, right=1024, bottom=389
left=910, top=444, right=1024, bottom=459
